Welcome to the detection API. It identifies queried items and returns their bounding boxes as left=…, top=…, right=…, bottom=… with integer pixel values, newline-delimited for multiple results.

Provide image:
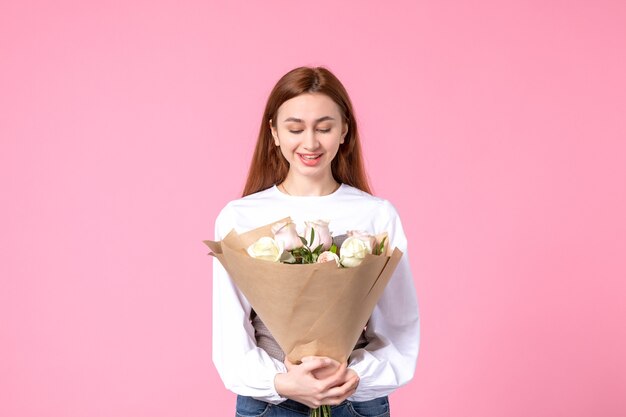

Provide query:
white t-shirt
left=212, top=183, right=420, bottom=403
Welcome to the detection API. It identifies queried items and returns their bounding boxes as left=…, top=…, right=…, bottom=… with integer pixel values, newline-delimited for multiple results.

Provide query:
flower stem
left=309, top=405, right=331, bottom=417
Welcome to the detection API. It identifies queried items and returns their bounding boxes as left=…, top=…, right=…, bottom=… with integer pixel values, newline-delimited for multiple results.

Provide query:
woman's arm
left=347, top=200, right=421, bottom=401
left=212, top=206, right=288, bottom=404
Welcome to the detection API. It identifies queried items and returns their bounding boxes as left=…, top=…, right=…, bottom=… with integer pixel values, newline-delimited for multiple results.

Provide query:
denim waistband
left=275, top=398, right=349, bottom=414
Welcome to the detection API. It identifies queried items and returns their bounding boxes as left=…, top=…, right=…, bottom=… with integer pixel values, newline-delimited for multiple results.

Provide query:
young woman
left=212, top=66, right=420, bottom=417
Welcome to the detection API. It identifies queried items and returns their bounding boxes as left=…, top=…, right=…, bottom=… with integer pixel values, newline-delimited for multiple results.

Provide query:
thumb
left=300, top=357, right=332, bottom=373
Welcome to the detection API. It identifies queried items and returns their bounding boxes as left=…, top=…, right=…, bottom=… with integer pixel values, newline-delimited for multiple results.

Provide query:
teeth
left=302, top=155, right=319, bottom=160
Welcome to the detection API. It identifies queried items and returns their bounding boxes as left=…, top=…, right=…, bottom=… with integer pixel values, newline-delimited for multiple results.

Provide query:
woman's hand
left=274, top=356, right=360, bottom=408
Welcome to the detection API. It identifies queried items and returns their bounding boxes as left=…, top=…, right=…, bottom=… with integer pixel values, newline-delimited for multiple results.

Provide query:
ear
left=269, top=119, right=279, bottom=146
left=340, top=121, right=348, bottom=144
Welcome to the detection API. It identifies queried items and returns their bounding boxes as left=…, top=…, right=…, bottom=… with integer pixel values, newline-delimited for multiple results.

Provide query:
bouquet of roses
left=246, top=219, right=388, bottom=267
left=204, top=218, right=403, bottom=417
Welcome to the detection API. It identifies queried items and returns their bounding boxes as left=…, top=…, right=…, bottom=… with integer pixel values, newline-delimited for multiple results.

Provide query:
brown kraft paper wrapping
left=204, top=217, right=403, bottom=364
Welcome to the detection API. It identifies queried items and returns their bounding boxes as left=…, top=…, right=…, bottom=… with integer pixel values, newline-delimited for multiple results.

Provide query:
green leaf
left=309, top=228, right=315, bottom=247
left=312, top=243, right=324, bottom=255
left=299, top=236, right=308, bottom=246
left=330, top=243, right=337, bottom=254
left=377, top=236, right=387, bottom=255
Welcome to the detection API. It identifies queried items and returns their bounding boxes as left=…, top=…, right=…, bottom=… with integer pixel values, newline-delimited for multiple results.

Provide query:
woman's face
left=270, top=93, right=348, bottom=182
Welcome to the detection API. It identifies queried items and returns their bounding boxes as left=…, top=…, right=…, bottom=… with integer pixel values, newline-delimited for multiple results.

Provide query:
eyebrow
left=282, top=116, right=336, bottom=123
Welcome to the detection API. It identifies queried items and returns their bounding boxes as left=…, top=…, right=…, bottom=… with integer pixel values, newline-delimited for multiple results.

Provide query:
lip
left=297, top=152, right=323, bottom=167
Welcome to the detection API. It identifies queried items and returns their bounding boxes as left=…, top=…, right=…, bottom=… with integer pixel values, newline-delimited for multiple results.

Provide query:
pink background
left=2, top=1, right=625, bottom=416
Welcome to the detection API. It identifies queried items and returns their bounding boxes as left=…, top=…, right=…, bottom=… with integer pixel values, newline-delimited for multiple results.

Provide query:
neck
left=279, top=175, right=340, bottom=196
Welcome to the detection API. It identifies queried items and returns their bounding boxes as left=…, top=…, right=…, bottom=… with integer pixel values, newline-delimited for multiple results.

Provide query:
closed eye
left=288, top=128, right=331, bottom=134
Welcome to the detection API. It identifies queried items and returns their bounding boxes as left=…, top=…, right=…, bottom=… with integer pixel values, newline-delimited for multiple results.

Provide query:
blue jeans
left=235, top=395, right=390, bottom=417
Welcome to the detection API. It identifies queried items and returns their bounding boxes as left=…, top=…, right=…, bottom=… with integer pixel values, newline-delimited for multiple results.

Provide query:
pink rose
left=346, top=230, right=377, bottom=253
left=317, top=251, right=340, bottom=266
left=304, top=220, right=332, bottom=251
left=271, top=221, right=303, bottom=251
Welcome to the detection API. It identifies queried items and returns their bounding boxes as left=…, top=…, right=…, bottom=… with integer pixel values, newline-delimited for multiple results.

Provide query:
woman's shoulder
left=213, top=186, right=279, bottom=234
left=341, top=185, right=406, bottom=244
left=219, top=186, right=279, bottom=211
left=341, top=184, right=400, bottom=217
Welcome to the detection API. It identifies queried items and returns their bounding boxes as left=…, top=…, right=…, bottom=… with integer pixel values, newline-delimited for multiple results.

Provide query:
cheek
left=325, top=141, right=342, bottom=160
left=326, top=135, right=343, bottom=151
left=278, top=145, right=293, bottom=161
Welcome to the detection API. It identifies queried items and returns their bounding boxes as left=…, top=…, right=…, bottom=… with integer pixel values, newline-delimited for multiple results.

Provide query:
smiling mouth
left=298, top=153, right=322, bottom=160
left=297, top=153, right=323, bottom=166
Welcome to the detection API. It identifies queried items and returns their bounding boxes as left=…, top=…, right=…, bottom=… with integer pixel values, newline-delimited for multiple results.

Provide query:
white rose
left=346, top=230, right=376, bottom=254
left=304, top=220, right=332, bottom=250
left=339, top=236, right=371, bottom=267
left=317, top=251, right=341, bottom=266
left=271, top=221, right=303, bottom=251
left=246, top=237, right=284, bottom=262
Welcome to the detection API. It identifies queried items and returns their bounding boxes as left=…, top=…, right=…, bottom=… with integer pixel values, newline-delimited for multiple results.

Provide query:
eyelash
left=289, top=129, right=331, bottom=134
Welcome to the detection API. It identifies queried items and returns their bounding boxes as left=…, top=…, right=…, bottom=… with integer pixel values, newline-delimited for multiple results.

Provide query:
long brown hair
left=242, top=66, right=372, bottom=197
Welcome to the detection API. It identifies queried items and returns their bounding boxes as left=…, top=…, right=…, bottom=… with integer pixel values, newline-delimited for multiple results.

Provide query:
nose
left=303, top=128, right=320, bottom=151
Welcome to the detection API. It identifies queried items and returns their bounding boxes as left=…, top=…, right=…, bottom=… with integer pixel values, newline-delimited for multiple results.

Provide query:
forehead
left=277, top=93, right=342, bottom=122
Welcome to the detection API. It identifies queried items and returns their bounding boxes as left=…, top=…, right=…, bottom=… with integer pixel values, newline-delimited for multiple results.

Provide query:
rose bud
left=339, top=236, right=371, bottom=267
left=246, top=237, right=284, bottom=262
left=304, top=220, right=332, bottom=251
left=271, top=221, right=303, bottom=251
left=317, top=251, right=341, bottom=266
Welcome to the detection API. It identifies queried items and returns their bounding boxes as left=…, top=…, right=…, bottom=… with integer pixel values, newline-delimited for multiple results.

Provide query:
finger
left=322, top=375, right=360, bottom=399
left=300, top=357, right=332, bottom=373
left=300, top=356, right=339, bottom=366
left=313, top=360, right=346, bottom=379
left=323, top=386, right=358, bottom=406
left=317, top=362, right=349, bottom=389
left=322, top=386, right=358, bottom=406
left=332, top=361, right=347, bottom=376
left=284, top=358, right=296, bottom=371
left=324, top=357, right=342, bottom=368
left=319, top=384, right=358, bottom=407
